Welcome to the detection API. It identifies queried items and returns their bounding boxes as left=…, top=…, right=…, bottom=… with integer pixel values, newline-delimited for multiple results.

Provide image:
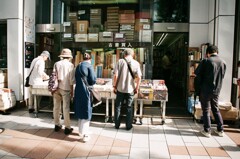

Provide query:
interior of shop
left=153, top=32, right=189, bottom=117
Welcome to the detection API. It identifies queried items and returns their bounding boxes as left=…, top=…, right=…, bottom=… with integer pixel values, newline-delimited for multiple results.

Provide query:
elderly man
left=52, top=48, right=75, bottom=135
left=28, top=50, right=50, bottom=113
left=113, top=48, right=142, bottom=130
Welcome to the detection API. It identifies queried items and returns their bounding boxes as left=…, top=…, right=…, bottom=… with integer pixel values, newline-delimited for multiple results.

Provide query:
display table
left=31, top=79, right=168, bottom=124
left=31, top=81, right=52, bottom=117
left=134, top=79, right=168, bottom=124
left=31, top=80, right=115, bottom=121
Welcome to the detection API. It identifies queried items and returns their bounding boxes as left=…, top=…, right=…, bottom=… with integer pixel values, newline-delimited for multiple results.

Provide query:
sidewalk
left=0, top=107, right=240, bottom=159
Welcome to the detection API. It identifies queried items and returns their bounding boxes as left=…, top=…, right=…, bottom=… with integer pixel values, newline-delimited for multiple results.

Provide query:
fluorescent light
left=156, top=33, right=165, bottom=46
left=158, top=33, right=168, bottom=46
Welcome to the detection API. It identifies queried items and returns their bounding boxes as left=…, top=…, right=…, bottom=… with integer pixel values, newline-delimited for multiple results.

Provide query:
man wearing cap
left=53, top=48, right=75, bottom=135
left=28, top=50, right=50, bottom=113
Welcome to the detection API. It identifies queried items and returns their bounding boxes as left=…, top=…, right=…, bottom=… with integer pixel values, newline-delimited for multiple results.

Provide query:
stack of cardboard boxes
left=0, top=88, right=16, bottom=111
left=135, top=12, right=152, bottom=42
left=119, top=10, right=135, bottom=41
left=0, top=70, right=7, bottom=89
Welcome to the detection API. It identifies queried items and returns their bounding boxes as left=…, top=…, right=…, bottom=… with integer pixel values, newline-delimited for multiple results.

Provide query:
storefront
left=0, top=0, right=238, bottom=116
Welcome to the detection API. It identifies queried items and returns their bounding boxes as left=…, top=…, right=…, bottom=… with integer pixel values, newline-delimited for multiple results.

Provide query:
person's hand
left=113, top=87, right=117, bottom=94
left=43, top=75, right=49, bottom=80
left=134, top=88, right=138, bottom=94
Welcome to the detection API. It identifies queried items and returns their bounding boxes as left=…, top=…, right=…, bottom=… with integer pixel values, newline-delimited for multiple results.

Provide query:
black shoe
left=126, top=126, right=132, bottom=131
left=54, top=125, right=62, bottom=132
left=115, top=125, right=119, bottom=129
left=64, top=127, right=73, bottom=135
left=28, top=108, right=35, bottom=113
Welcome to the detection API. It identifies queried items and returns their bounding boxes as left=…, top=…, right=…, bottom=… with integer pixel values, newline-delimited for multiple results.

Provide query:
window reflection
left=153, top=0, right=189, bottom=23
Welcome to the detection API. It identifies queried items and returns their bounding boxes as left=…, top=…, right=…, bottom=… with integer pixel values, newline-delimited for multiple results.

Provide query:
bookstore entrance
left=153, top=32, right=190, bottom=117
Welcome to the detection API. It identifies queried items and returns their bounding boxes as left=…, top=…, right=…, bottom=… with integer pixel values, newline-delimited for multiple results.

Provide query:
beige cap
left=59, top=48, right=73, bottom=58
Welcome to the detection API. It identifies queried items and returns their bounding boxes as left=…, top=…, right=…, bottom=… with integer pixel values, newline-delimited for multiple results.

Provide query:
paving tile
left=131, top=133, right=149, bottom=148
left=222, top=145, right=240, bottom=159
left=149, top=141, right=170, bottom=159
left=210, top=157, right=232, bottom=159
left=25, top=140, right=58, bottom=159
left=190, top=156, right=211, bottom=159
left=67, top=143, right=93, bottom=158
left=108, top=155, right=129, bottom=159
left=129, top=147, right=149, bottom=159
left=168, top=146, right=189, bottom=155
left=186, top=146, right=208, bottom=156
left=95, top=135, right=114, bottom=146
left=170, top=155, right=191, bottom=159
left=225, top=130, right=240, bottom=146
left=112, top=139, right=131, bottom=147
left=44, top=141, right=76, bottom=159
left=88, top=145, right=111, bottom=157
left=205, top=147, right=229, bottom=157
left=109, top=146, right=130, bottom=156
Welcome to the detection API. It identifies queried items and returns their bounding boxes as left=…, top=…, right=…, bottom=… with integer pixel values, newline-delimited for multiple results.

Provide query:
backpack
left=48, top=65, right=58, bottom=94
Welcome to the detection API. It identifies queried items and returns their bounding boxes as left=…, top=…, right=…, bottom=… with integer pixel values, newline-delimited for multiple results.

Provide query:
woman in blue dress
left=74, top=52, right=96, bottom=142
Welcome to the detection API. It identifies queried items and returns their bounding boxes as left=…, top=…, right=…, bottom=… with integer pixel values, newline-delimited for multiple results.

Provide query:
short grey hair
left=124, top=48, right=134, bottom=56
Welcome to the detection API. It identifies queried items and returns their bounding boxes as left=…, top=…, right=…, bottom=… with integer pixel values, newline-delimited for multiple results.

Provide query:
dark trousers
left=200, top=93, right=224, bottom=132
left=114, top=91, right=134, bottom=129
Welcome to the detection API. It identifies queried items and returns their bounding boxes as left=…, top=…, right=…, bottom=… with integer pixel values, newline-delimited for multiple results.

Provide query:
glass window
left=0, top=22, right=7, bottom=68
left=153, top=0, right=189, bottom=23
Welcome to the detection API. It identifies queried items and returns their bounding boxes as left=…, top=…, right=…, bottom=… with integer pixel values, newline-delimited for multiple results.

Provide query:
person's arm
left=134, top=62, right=142, bottom=94
left=87, top=65, right=97, bottom=86
left=38, top=60, right=49, bottom=80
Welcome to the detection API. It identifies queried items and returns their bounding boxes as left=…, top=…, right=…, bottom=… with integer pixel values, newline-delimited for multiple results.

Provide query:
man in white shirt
left=28, top=51, right=50, bottom=113
left=53, top=48, right=75, bottom=135
left=113, top=48, right=142, bottom=130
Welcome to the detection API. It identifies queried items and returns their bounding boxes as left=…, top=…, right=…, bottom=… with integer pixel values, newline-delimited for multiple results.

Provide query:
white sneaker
left=79, top=133, right=83, bottom=139
left=82, top=135, right=90, bottom=142
left=200, top=129, right=211, bottom=138
left=214, top=130, right=224, bottom=137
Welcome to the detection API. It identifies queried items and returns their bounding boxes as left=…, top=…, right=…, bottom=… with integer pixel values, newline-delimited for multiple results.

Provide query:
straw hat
left=59, top=48, right=73, bottom=58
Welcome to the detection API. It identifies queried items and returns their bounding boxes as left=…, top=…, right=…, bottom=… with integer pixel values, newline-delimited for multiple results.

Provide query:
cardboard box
left=76, top=21, right=89, bottom=34
left=114, top=33, right=125, bottom=42
left=74, top=34, right=88, bottom=42
left=135, top=12, right=150, bottom=19
left=88, top=33, right=98, bottom=42
left=135, top=22, right=151, bottom=31
left=99, top=32, right=113, bottom=42
left=194, top=105, right=239, bottom=121
left=138, top=88, right=154, bottom=100
left=68, top=12, right=77, bottom=21
left=0, top=73, right=7, bottom=83
left=119, top=14, right=135, bottom=20
left=119, top=19, right=135, bottom=24
left=137, top=30, right=152, bottom=42
left=63, top=22, right=73, bottom=33
left=90, top=9, right=102, bottom=15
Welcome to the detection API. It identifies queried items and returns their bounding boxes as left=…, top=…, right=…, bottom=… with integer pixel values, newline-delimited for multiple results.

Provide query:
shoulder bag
left=25, top=61, right=36, bottom=87
left=48, top=64, right=58, bottom=94
left=79, top=65, right=102, bottom=107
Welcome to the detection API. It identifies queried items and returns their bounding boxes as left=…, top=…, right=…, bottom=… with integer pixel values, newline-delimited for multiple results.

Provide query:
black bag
left=25, top=76, right=30, bottom=87
left=25, top=60, right=37, bottom=87
left=88, top=87, right=102, bottom=107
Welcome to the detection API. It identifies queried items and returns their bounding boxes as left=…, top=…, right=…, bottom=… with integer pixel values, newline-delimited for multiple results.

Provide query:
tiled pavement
left=0, top=107, right=240, bottom=159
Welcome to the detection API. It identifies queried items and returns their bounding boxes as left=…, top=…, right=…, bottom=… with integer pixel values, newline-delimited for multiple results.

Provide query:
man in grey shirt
left=113, top=48, right=142, bottom=130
